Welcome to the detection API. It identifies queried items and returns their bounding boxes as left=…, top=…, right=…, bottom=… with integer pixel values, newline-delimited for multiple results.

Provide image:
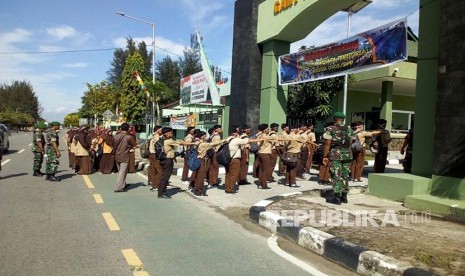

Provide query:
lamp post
left=341, top=0, right=372, bottom=117
left=117, top=11, right=156, bottom=138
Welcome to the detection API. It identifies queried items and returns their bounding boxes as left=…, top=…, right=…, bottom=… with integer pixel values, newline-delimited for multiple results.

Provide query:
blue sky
left=0, top=0, right=419, bottom=122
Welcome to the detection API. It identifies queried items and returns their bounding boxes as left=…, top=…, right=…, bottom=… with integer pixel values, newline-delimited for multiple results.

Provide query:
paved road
left=0, top=132, right=355, bottom=276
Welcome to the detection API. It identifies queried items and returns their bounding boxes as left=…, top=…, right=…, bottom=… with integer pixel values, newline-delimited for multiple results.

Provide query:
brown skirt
left=128, top=151, right=135, bottom=173
left=75, top=156, right=92, bottom=175
left=99, top=153, right=115, bottom=174
left=69, top=152, right=76, bottom=169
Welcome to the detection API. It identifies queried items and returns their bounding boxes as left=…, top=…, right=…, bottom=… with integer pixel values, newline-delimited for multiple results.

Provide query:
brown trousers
left=374, top=147, right=388, bottom=173
left=258, top=154, right=271, bottom=188
left=269, top=149, right=278, bottom=179
left=225, top=158, right=241, bottom=192
left=319, top=162, right=330, bottom=182
left=208, top=153, right=219, bottom=185
left=158, top=158, right=174, bottom=196
left=75, top=156, right=92, bottom=175
left=181, top=154, right=189, bottom=181
left=305, top=146, right=316, bottom=172
left=148, top=153, right=162, bottom=189
left=253, top=154, right=260, bottom=178
left=99, top=153, right=115, bottom=174
left=68, top=151, right=75, bottom=169
left=297, top=148, right=308, bottom=176
left=351, top=150, right=365, bottom=180
left=190, top=159, right=210, bottom=194
left=239, top=150, right=249, bottom=182
left=276, top=146, right=286, bottom=174
left=285, top=153, right=299, bottom=185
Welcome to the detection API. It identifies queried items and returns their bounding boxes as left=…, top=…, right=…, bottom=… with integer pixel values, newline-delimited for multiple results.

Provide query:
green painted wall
left=259, top=40, right=290, bottom=125
left=411, top=0, right=440, bottom=177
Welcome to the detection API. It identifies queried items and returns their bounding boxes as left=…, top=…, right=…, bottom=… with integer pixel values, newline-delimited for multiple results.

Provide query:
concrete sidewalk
left=132, top=153, right=463, bottom=276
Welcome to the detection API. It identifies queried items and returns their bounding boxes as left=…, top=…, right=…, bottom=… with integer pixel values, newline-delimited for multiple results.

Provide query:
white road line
left=1, top=159, right=11, bottom=166
left=18, top=149, right=25, bottom=154
left=268, top=235, right=328, bottom=276
left=28, top=143, right=33, bottom=147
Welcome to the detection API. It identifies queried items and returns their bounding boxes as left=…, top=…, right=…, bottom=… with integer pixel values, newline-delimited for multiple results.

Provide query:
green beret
left=333, top=112, right=346, bottom=119
left=50, top=121, right=61, bottom=126
left=36, top=122, right=47, bottom=129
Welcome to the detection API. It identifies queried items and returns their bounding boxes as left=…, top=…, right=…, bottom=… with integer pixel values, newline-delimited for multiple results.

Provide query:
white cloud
left=65, top=62, right=88, bottom=68
left=46, top=25, right=76, bottom=40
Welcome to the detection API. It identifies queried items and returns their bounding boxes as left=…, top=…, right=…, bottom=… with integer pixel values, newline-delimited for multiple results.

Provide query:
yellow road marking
left=102, top=213, right=120, bottom=231
left=122, top=249, right=148, bottom=275
left=134, top=272, right=149, bottom=276
left=93, top=194, right=103, bottom=204
left=82, top=175, right=95, bottom=189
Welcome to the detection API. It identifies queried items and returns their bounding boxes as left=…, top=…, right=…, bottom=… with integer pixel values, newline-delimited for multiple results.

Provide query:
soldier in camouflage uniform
left=322, top=112, right=353, bottom=205
left=45, top=121, right=62, bottom=182
left=32, top=122, right=47, bottom=176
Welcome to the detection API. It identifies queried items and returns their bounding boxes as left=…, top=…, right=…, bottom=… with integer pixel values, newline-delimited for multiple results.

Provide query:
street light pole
left=341, top=0, right=372, bottom=118
left=117, top=12, right=156, bottom=137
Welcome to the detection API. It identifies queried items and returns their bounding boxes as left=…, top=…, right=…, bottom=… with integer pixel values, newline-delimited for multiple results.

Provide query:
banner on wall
left=279, top=18, right=407, bottom=85
left=179, top=71, right=209, bottom=106
left=170, top=114, right=196, bottom=130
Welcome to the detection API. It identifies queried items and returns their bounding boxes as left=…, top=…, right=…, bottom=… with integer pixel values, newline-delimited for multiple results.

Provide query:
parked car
left=0, top=123, right=10, bottom=153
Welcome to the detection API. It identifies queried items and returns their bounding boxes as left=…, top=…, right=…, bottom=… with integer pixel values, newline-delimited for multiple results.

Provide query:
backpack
left=140, top=140, right=150, bottom=159
left=351, top=138, right=363, bottom=152
left=206, top=134, right=218, bottom=159
left=249, top=134, right=259, bottom=154
left=154, top=138, right=167, bottom=160
left=216, top=138, right=236, bottom=167
left=187, top=147, right=201, bottom=171
left=370, top=135, right=379, bottom=154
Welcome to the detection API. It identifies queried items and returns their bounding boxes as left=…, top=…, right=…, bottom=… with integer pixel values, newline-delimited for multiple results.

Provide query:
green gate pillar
left=259, top=40, right=290, bottom=125
left=380, top=81, right=393, bottom=131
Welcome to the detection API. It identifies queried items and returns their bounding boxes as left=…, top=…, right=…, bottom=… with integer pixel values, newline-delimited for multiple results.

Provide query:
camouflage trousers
left=329, top=159, right=351, bottom=194
left=33, top=152, right=44, bottom=171
left=45, top=147, right=58, bottom=174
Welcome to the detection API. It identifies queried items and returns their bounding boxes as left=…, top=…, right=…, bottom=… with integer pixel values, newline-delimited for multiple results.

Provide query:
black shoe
left=340, top=193, right=348, bottom=204
left=326, top=195, right=341, bottom=205
left=48, top=175, right=61, bottom=182
left=158, top=194, right=171, bottom=199
left=45, top=174, right=50, bottom=180
left=114, top=189, right=127, bottom=193
left=149, top=187, right=157, bottom=192
left=33, top=171, right=43, bottom=177
left=238, top=180, right=251, bottom=185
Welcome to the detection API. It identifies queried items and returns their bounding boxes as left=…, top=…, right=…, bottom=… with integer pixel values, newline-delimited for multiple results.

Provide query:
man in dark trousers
left=113, top=123, right=137, bottom=192
left=373, top=119, right=391, bottom=173
left=181, top=126, right=195, bottom=184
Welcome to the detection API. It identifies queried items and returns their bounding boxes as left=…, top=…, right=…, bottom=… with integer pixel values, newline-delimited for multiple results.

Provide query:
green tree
left=156, top=55, right=181, bottom=93
left=179, top=47, right=202, bottom=78
left=107, top=38, right=152, bottom=90
left=120, top=53, right=148, bottom=124
left=287, top=75, right=354, bottom=123
left=79, top=81, right=117, bottom=118
left=63, top=113, right=80, bottom=127
left=0, top=80, right=42, bottom=120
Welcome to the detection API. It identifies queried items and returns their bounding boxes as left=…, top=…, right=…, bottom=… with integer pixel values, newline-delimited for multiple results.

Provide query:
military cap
left=36, top=122, right=47, bottom=129
left=50, top=121, right=61, bottom=126
left=333, top=112, right=346, bottom=119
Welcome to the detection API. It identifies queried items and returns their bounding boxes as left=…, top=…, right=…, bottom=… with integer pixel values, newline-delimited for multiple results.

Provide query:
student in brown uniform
left=373, top=119, right=391, bottom=173
left=127, top=125, right=137, bottom=173
left=74, top=127, right=92, bottom=175
left=297, top=124, right=309, bottom=178
left=252, top=128, right=262, bottom=178
left=318, top=122, right=334, bottom=185
left=350, top=122, right=380, bottom=181
left=268, top=123, right=280, bottom=181
left=225, top=128, right=263, bottom=193
left=99, top=129, right=115, bottom=174
left=284, top=126, right=308, bottom=187
left=181, top=127, right=195, bottom=185
left=190, top=131, right=223, bottom=196
left=207, top=125, right=222, bottom=187
left=157, top=127, right=192, bottom=198
left=305, top=124, right=317, bottom=174
left=257, top=124, right=273, bottom=189
left=278, top=124, right=289, bottom=175
left=238, top=125, right=251, bottom=185
left=148, top=126, right=163, bottom=191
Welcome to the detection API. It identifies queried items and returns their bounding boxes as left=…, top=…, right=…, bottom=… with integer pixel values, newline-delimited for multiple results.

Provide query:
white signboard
left=180, top=71, right=209, bottom=105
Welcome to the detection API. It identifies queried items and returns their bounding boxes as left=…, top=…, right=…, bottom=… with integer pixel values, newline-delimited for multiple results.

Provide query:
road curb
left=249, top=190, right=433, bottom=276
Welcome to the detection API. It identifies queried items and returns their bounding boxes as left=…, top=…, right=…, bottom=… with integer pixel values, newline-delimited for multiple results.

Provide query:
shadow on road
left=125, top=182, right=147, bottom=191
left=0, top=173, right=28, bottom=180
left=3, top=150, right=19, bottom=155
left=58, top=173, right=77, bottom=181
